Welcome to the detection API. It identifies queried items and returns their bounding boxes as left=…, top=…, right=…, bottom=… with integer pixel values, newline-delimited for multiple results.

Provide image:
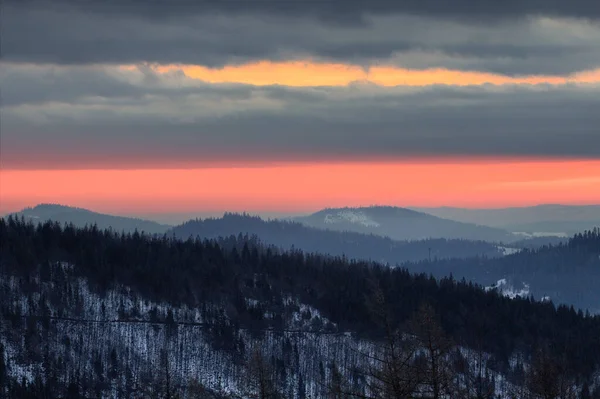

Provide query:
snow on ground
left=324, top=210, right=380, bottom=228
left=1, top=262, right=558, bottom=398
left=2, top=338, right=37, bottom=385
left=497, top=246, right=521, bottom=256
left=284, top=297, right=338, bottom=331
left=485, top=279, right=530, bottom=299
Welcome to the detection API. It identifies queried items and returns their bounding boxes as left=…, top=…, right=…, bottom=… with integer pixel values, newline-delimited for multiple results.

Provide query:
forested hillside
left=172, top=215, right=599, bottom=313
left=170, top=213, right=505, bottom=263
left=413, top=205, right=600, bottom=236
left=1, top=218, right=600, bottom=398
left=405, top=228, right=600, bottom=313
left=11, top=204, right=171, bottom=234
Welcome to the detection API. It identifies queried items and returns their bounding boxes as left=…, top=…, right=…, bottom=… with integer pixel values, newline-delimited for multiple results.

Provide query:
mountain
left=171, top=215, right=599, bottom=312
left=169, top=213, right=507, bottom=264
left=2, top=217, right=599, bottom=397
left=410, top=228, right=600, bottom=314
left=9, top=204, right=171, bottom=234
left=294, top=206, right=516, bottom=242
left=413, top=204, right=600, bottom=236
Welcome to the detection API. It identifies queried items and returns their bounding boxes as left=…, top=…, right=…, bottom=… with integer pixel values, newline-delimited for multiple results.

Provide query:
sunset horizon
left=3, top=5, right=599, bottom=214
left=2, top=158, right=599, bottom=216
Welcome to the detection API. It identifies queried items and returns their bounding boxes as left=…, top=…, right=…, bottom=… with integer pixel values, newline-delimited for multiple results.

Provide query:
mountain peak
left=297, top=205, right=513, bottom=242
left=10, top=203, right=171, bottom=234
left=28, top=203, right=90, bottom=213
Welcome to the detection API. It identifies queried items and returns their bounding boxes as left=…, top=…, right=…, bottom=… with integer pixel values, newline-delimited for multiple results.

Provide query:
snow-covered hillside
left=323, top=210, right=380, bottom=228
left=296, top=206, right=516, bottom=242
left=3, top=221, right=599, bottom=398
left=0, top=266, right=368, bottom=397
left=0, top=264, right=541, bottom=398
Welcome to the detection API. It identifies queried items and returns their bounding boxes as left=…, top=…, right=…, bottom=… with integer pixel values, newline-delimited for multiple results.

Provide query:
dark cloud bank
left=7, top=0, right=600, bottom=21
left=1, top=64, right=599, bottom=168
left=1, top=1, right=599, bottom=168
left=3, top=0, right=600, bottom=75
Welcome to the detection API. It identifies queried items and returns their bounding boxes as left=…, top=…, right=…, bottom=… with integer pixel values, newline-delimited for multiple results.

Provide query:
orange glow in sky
left=146, top=62, right=600, bottom=87
left=1, top=159, right=599, bottom=215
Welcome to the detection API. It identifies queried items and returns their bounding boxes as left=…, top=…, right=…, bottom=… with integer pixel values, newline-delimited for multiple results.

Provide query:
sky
left=1, top=0, right=599, bottom=215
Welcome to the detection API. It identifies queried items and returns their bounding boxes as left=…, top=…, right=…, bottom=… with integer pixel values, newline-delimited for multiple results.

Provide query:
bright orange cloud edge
left=135, top=61, right=600, bottom=87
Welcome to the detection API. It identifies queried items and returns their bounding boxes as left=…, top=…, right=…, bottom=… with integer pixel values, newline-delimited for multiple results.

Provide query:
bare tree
left=240, top=347, right=280, bottom=399
left=328, top=362, right=353, bottom=399
left=331, top=283, right=423, bottom=399
left=408, top=303, right=454, bottom=399
left=525, top=347, right=577, bottom=399
left=451, top=346, right=495, bottom=399
left=187, top=378, right=226, bottom=399
left=365, top=286, right=423, bottom=399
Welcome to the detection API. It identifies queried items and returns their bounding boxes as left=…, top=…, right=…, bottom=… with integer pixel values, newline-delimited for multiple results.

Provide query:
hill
left=9, top=204, right=171, bottom=234
left=413, top=204, right=600, bottom=236
left=171, top=214, right=598, bottom=313
left=407, top=228, right=600, bottom=313
left=1, top=218, right=599, bottom=397
left=294, top=206, right=516, bottom=242
left=169, top=213, right=507, bottom=263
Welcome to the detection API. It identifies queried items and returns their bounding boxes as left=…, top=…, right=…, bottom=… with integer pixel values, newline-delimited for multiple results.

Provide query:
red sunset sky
left=2, top=10, right=599, bottom=215
left=1, top=159, right=599, bottom=216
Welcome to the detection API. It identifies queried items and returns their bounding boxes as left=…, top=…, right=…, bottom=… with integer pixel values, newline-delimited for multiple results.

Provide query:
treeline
left=171, top=215, right=600, bottom=312
left=171, top=213, right=505, bottom=263
left=237, top=300, right=600, bottom=399
left=400, top=227, right=600, bottom=312
left=1, top=218, right=600, bottom=397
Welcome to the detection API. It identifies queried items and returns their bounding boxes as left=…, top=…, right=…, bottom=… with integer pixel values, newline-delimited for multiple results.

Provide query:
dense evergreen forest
left=172, top=215, right=600, bottom=313
left=404, top=229, right=600, bottom=313
left=171, top=213, right=506, bottom=263
left=1, top=217, right=599, bottom=398
left=12, top=204, right=171, bottom=235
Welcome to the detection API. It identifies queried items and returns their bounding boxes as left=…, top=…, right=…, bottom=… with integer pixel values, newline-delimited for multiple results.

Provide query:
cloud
left=2, top=64, right=599, bottom=169
left=3, top=4, right=600, bottom=75
left=4, top=62, right=598, bottom=110
left=0, top=64, right=260, bottom=107
left=6, top=0, right=600, bottom=21
left=155, top=63, right=600, bottom=87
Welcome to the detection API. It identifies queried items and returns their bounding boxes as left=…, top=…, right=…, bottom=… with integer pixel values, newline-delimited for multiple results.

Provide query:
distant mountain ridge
left=10, top=204, right=171, bottom=234
left=415, top=228, right=600, bottom=313
left=294, top=206, right=516, bottom=242
left=413, top=204, right=600, bottom=235
left=169, top=213, right=507, bottom=264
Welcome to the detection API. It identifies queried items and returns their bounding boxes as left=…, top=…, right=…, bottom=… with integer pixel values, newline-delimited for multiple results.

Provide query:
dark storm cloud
left=0, top=65, right=256, bottom=107
left=2, top=63, right=599, bottom=168
left=3, top=2, right=600, bottom=75
left=7, top=0, right=600, bottom=22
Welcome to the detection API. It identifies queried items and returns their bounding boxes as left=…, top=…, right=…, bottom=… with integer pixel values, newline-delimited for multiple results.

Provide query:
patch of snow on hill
left=485, top=279, right=530, bottom=299
left=284, top=296, right=337, bottom=331
left=324, top=210, right=380, bottom=228
left=497, top=246, right=521, bottom=256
